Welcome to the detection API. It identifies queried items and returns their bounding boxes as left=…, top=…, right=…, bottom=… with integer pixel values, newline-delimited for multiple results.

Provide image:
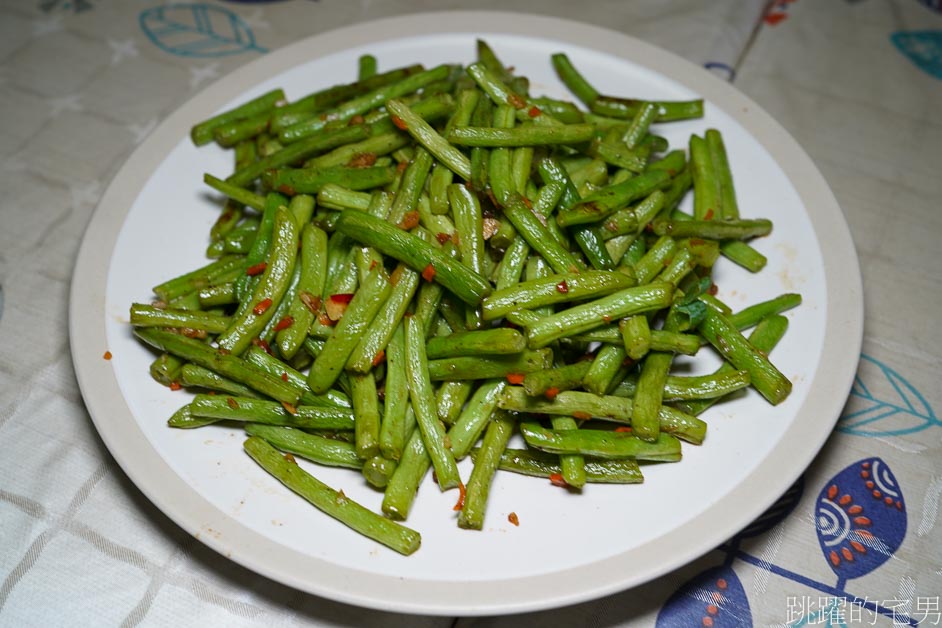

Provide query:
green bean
left=351, top=372, right=381, bottom=460
left=697, top=304, right=792, bottom=404
left=191, top=89, right=284, bottom=146
left=405, top=316, right=461, bottom=491
left=426, top=328, right=525, bottom=358
left=610, top=370, right=751, bottom=402
left=705, top=129, right=739, bottom=219
left=479, top=448, right=643, bottom=484
left=244, top=424, right=360, bottom=469
left=346, top=264, right=420, bottom=374
left=167, top=403, right=217, bottom=429
left=268, top=165, right=397, bottom=195
left=134, top=328, right=300, bottom=404
left=243, top=436, right=420, bottom=555
left=379, top=323, right=409, bottom=461
left=149, top=353, right=183, bottom=387
left=381, top=427, right=430, bottom=520
left=152, top=255, right=245, bottom=303
left=217, top=206, right=299, bottom=355
left=279, top=65, right=451, bottom=144
left=129, top=304, right=231, bottom=333
left=274, top=224, right=328, bottom=360
left=334, top=211, right=492, bottom=306
left=307, top=265, right=390, bottom=394
left=448, top=184, right=485, bottom=275
left=590, top=96, right=704, bottom=123
left=358, top=54, right=377, bottom=80
left=520, top=422, right=683, bottom=461
left=621, top=314, right=651, bottom=361
left=556, top=170, right=670, bottom=228
left=436, top=381, right=474, bottom=426
left=458, top=412, right=515, bottom=529
left=427, top=348, right=552, bottom=381
left=179, top=364, right=261, bottom=398
left=362, top=455, right=398, bottom=489
left=189, top=394, right=354, bottom=429
left=525, top=282, right=674, bottom=349
left=551, top=53, right=599, bottom=107
left=633, top=235, right=677, bottom=285
left=482, top=270, right=635, bottom=321
left=728, top=293, right=802, bottom=331
left=582, top=344, right=628, bottom=396
left=449, top=124, right=594, bottom=147
left=652, top=217, right=772, bottom=240
left=244, top=345, right=350, bottom=408
left=500, top=386, right=706, bottom=444
left=466, top=62, right=561, bottom=127
left=522, top=360, right=592, bottom=397
left=386, top=99, right=471, bottom=181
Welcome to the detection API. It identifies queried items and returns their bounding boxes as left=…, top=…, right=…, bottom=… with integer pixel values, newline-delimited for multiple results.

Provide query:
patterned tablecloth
left=1, top=1, right=940, bottom=626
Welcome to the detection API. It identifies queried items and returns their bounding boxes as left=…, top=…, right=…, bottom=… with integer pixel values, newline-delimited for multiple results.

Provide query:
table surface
left=1, top=1, right=940, bottom=626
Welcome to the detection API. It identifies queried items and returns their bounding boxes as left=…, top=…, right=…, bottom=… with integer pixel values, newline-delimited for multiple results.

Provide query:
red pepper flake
left=227, top=397, right=239, bottom=409
left=326, top=294, right=353, bottom=321
left=435, top=232, right=451, bottom=244
left=281, top=372, right=289, bottom=382
left=169, top=381, right=182, bottom=391
left=368, top=259, right=378, bottom=271
left=549, top=473, right=570, bottom=488
left=253, top=298, right=273, bottom=315
left=615, top=426, right=633, bottom=433
left=689, top=238, right=706, bottom=246
left=544, top=387, right=560, bottom=400
left=707, top=282, right=719, bottom=296
left=217, top=347, right=231, bottom=355
left=704, top=208, right=715, bottom=220
left=102, top=350, right=112, bottom=360
left=277, top=184, right=296, bottom=196
left=372, top=350, right=386, bottom=367
left=300, top=291, right=321, bottom=314
left=348, top=114, right=365, bottom=126
left=508, top=512, right=520, bottom=526
left=602, top=315, right=612, bottom=323
left=555, top=280, right=569, bottom=294
left=521, top=196, right=533, bottom=209
left=281, top=401, right=298, bottom=415
left=245, top=262, right=268, bottom=277
left=453, top=482, right=466, bottom=511
left=319, top=313, right=335, bottom=326
left=506, top=373, right=525, bottom=385
left=252, top=337, right=272, bottom=354
left=398, top=210, right=420, bottom=230
left=763, top=11, right=787, bottom=26
left=391, top=115, right=408, bottom=130
left=527, top=106, right=541, bottom=118
left=507, top=93, right=526, bottom=109
left=422, top=263, right=436, bottom=282
left=572, top=411, right=592, bottom=421
left=396, top=160, right=409, bottom=173
left=284, top=452, right=297, bottom=464
left=181, top=327, right=206, bottom=339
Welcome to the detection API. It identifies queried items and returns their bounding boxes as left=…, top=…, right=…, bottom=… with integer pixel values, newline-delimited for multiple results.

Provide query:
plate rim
left=69, top=10, right=863, bottom=616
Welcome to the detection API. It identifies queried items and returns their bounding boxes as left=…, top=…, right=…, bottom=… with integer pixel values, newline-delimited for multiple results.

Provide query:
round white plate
left=70, top=11, right=862, bottom=616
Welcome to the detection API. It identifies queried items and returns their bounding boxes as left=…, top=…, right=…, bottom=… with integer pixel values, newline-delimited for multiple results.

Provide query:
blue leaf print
left=735, top=475, right=804, bottom=540
left=890, top=31, right=942, bottom=79
left=140, top=4, right=267, bottom=58
left=814, top=458, right=906, bottom=585
left=837, top=354, right=939, bottom=436
left=656, top=565, right=752, bottom=628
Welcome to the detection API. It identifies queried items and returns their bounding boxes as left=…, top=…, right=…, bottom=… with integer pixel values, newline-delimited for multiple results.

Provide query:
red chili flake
left=453, top=482, right=466, bottom=511
left=689, top=238, right=706, bottom=246
left=707, top=282, right=719, bottom=296
left=555, top=280, right=569, bottom=294
left=253, top=298, right=273, bottom=315
left=277, top=184, right=295, bottom=196
left=398, top=210, right=420, bottom=230
left=422, top=263, right=437, bottom=282
left=389, top=265, right=404, bottom=286
left=273, top=317, right=292, bottom=333
left=330, top=293, right=354, bottom=304
left=507, top=93, right=526, bottom=109
left=527, top=106, right=541, bottom=118
left=319, top=313, right=335, bottom=326
left=281, top=372, right=289, bottom=382
left=169, top=381, right=182, bottom=391
left=348, top=114, right=365, bottom=126
left=602, top=315, right=612, bottom=323
left=396, top=160, right=409, bottom=173
left=544, top=387, right=560, bottom=400
left=506, top=373, right=525, bottom=385
left=549, top=473, right=570, bottom=488
left=227, top=397, right=239, bottom=409
left=217, top=347, right=231, bottom=355
left=283, top=452, right=297, bottom=464
left=508, top=512, right=520, bottom=526
left=181, top=327, right=206, bottom=339
left=521, top=196, right=533, bottom=209
left=704, top=208, right=715, bottom=220
left=391, top=115, right=408, bottom=130
left=245, top=262, right=268, bottom=277
left=615, top=426, right=633, bottom=433
left=281, top=401, right=298, bottom=415
left=252, top=337, right=272, bottom=354
left=605, top=220, right=619, bottom=232
left=102, top=351, right=112, bottom=360
left=763, top=11, right=787, bottom=26
left=372, top=350, right=385, bottom=367
left=435, top=232, right=451, bottom=244
left=300, top=291, right=321, bottom=314
left=572, top=411, right=592, bottom=421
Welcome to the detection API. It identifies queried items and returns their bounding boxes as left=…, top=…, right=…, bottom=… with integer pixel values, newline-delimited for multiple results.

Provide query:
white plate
left=70, top=11, right=862, bottom=616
